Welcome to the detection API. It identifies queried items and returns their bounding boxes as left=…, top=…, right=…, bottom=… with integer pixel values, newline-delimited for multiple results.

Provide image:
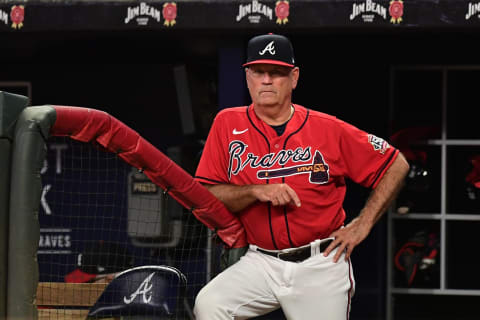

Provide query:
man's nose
left=262, top=72, right=273, bottom=83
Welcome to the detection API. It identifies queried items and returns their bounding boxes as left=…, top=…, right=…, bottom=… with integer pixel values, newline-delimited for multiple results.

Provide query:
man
left=193, top=33, right=409, bottom=320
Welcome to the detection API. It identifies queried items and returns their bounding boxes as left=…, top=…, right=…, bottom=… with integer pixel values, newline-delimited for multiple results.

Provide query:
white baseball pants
left=194, top=241, right=355, bottom=320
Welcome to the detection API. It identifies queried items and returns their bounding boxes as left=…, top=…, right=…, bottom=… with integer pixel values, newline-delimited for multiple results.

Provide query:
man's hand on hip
left=323, top=216, right=372, bottom=263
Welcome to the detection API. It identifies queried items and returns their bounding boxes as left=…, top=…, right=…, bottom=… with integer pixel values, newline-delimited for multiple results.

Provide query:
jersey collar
left=247, top=104, right=307, bottom=140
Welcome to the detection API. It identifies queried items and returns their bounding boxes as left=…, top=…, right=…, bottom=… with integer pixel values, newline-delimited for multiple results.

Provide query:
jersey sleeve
left=338, top=120, right=399, bottom=189
left=195, top=113, right=229, bottom=185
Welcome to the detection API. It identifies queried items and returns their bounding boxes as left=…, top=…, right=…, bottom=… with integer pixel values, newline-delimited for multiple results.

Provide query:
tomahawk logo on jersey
left=256, top=150, right=330, bottom=184
left=195, top=104, right=399, bottom=249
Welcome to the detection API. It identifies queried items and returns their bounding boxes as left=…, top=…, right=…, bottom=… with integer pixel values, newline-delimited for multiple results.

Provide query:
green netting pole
left=8, top=106, right=56, bottom=319
left=0, top=91, right=28, bottom=318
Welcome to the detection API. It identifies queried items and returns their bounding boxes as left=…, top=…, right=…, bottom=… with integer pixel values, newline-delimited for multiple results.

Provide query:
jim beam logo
left=350, top=0, right=387, bottom=23
left=163, top=2, right=177, bottom=26
left=389, top=0, right=403, bottom=24
left=236, top=0, right=273, bottom=24
left=466, top=2, right=480, bottom=20
left=275, top=1, right=289, bottom=25
left=125, top=2, right=161, bottom=26
left=10, top=5, right=24, bottom=29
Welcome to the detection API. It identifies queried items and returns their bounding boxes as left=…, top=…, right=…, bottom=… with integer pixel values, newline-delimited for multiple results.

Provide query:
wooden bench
left=36, top=282, right=117, bottom=320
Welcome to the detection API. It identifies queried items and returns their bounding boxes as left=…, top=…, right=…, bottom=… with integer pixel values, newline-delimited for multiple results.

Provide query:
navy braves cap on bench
left=88, top=265, right=187, bottom=318
left=243, top=33, right=295, bottom=68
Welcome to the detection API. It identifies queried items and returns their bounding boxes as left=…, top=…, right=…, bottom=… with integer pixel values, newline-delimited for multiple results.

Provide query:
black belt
left=257, top=239, right=333, bottom=263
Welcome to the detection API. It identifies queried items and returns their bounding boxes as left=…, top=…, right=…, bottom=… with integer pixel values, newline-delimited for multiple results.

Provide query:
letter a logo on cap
left=243, top=34, right=295, bottom=67
left=259, top=41, right=276, bottom=56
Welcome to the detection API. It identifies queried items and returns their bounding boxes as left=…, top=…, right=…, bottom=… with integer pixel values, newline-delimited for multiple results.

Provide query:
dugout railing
left=0, top=93, right=247, bottom=319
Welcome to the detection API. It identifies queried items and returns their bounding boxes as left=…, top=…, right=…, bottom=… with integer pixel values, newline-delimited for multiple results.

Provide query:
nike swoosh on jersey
left=233, top=128, right=249, bottom=135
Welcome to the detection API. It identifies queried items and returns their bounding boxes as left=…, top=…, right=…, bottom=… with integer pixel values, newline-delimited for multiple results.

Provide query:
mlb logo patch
left=368, top=134, right=390, bottom=154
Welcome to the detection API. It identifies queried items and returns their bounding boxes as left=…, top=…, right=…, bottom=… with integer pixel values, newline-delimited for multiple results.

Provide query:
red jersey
left=195, top=104, right=399, bottom=250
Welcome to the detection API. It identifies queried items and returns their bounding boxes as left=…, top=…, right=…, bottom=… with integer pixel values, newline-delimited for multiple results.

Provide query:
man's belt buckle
left=277, top=248, right=306, bottom=262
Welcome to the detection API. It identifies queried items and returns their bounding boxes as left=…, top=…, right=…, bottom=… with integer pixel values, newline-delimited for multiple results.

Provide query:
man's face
left=245, top=64, right=299, bottom=107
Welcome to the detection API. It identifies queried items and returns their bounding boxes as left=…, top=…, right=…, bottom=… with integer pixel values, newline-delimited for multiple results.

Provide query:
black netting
left=37, top=136, right=211, bottom=319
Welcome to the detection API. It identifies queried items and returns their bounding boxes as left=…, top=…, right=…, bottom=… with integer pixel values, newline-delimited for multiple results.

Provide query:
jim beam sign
left=236, top=0, right=273, bottom=24
left=349, top=0, right=387, bottom=23
left=124, top=2, right=176, bottom=26
left=349, top=0, right=403, bottom=24
left=236, top=0, right=291, bottom=25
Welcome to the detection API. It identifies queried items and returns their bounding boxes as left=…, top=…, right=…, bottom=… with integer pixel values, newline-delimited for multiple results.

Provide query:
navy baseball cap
left=243, top=33, right=295, bottom=68
left=88, top=265, right=187, bottom=318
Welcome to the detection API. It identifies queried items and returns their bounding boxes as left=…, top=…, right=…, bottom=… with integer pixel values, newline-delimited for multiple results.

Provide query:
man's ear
left=291, top=67, right=300, bottom=89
